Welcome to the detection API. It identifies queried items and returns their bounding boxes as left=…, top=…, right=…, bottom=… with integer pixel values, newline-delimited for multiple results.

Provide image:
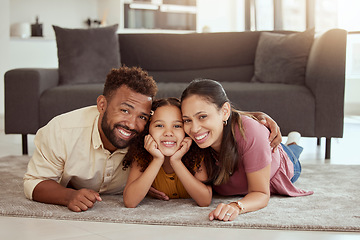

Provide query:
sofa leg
left=22, top=134, right=28, bottom=155
left=325, top=138, right=331, bottom=159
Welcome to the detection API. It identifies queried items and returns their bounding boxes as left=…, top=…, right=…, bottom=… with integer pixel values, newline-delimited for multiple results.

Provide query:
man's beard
left=101, top=111, right=138, bottom=149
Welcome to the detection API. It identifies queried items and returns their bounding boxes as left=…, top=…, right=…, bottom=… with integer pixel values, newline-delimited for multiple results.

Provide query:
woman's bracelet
left=230, top=201, right=246, bottom=214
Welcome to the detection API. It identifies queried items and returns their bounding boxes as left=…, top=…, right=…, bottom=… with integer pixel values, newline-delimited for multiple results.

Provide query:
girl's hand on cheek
left=170, top=137, right=192, bottom=163
left=144, top=135, right=164, bottom=162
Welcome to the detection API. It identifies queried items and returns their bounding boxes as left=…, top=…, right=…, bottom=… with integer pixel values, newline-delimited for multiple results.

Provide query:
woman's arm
left=209, top=164, right=271, bottom=221
left=170, top=137, right=212, bottom=207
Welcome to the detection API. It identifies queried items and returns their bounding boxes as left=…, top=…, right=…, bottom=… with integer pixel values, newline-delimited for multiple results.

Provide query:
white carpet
left=0, top=155, right=359, bottom=232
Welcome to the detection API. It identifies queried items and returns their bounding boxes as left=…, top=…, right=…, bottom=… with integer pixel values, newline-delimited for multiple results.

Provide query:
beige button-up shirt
left=24, top=106, right=129, bottom=200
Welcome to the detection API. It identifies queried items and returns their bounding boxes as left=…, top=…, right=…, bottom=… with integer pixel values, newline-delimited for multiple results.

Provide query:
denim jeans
left=281, top=143, right=303, bottom=183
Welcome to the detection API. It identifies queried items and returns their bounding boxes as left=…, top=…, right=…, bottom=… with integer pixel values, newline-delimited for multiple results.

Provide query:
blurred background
left=1, top=0, right=359, bottom=118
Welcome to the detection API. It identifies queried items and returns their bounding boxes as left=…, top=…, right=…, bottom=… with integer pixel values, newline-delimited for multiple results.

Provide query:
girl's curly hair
left=123, top=97, right=209, bottom=175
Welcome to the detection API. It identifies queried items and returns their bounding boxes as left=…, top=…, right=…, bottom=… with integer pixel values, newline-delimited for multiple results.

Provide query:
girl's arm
left=123, top=135, right=165, bottom=208
left=171, top=159, right=212, bottom=207
left=170, top=137, right=212, bottom=207
left=209, top=164, right=271, bottom=221
left=123, top=158, right=164, bottom=208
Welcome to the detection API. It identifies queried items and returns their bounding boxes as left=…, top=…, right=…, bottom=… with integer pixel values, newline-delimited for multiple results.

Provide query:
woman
left=180, top=79, right=313, bottom=222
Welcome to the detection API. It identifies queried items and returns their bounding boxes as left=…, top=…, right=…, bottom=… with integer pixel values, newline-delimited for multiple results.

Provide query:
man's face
left=99, top=85, right=152, bottom=151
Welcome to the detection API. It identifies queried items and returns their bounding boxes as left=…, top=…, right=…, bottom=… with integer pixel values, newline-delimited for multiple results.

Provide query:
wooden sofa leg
left=325, top=138, right=331, bottom=159
left=22, top=134, right=28, bottom=155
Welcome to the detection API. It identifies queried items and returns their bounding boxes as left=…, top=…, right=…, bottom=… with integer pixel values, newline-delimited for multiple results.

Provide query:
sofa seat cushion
left=39, top=84, right=104, bottom=127
left=156, top=82, right=315, bottom=136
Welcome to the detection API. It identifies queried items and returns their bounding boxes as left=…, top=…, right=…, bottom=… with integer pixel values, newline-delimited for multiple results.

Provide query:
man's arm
left=242, top=111, right=282, bottom=149
left=24, top=119, right=101, bottom=212
left=33, top=180, right=102, bottom=212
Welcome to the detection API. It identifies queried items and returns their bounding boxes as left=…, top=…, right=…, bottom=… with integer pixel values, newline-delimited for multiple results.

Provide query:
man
left=24, top=66, right=157, bottom=212
left=24, top=66, right=281, bottom=212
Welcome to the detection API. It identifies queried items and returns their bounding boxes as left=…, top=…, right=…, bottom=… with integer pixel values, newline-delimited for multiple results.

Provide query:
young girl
left=122, top=98, right=212, bottom=208
left=180, top=79, right=313, bottom=222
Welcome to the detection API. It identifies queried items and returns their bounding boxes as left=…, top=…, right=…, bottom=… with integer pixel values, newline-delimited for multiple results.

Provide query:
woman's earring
left=223, top=120, right=228, bottom=126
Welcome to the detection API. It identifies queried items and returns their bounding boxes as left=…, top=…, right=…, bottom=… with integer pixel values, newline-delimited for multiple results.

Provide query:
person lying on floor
left=122, top=98, right=212, bottom=207
left=23, top=66, right=282, bottom=212
left=180, top=79, right=313, bottom=222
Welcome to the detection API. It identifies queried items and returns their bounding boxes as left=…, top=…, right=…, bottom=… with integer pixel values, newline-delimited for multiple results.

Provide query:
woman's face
left=149, top=105, right=185, bottom=157
left=181, top=95, right=228, bottom=152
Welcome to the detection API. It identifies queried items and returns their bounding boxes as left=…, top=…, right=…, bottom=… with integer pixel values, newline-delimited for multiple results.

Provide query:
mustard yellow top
left=152, top=167, right=191, bottom=199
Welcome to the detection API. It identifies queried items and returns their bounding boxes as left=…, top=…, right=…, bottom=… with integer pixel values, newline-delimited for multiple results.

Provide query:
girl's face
left=149, top=105, right=185, bottom=157
left=181, top=95, right=229, bottom=152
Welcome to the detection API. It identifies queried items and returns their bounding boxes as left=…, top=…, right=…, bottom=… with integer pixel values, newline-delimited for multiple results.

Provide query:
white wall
left=1, top=0, right=360, bottom=118
left=344, top=34, right=360, bottom=115
left=197, top=0, right=244, bottom=33
left=9, top=0, right=99, bottom=39
left=344, top=78, right=360, bottom=115
left=0, top=0, right=10, bottom=117
left=0, top=0, right=100, bottom=120
left=97, top=0, right=122, bottom=28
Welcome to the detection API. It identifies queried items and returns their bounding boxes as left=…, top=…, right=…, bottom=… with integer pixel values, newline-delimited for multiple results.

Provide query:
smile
left=162, top=141, right=176, bottom=147
left=117, top=127, right=132, bottom=139
left=194, top=132, right=209, bottom=143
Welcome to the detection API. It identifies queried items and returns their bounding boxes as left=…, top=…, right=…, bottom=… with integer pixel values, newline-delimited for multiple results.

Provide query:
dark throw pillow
left=53, top=24, right=120, bottom=85
left=251, top=28, right=315, bottom=85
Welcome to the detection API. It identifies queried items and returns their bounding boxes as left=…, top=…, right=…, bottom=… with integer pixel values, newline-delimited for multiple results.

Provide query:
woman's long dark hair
left=181, top=79, right=246, bottom=185
left=123, top=97, right=208, bottom=176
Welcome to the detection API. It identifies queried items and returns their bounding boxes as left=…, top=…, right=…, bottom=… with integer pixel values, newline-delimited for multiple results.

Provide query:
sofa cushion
left=53, top=25, right=120, bottom=85
left=251, top=28, right=314, bottom=85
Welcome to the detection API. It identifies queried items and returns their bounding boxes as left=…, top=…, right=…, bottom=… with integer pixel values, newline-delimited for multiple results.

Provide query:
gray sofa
left=4, top=29, right=347, bottom=158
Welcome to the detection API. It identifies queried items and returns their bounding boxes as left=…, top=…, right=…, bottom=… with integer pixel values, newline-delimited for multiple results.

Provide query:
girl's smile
left=149, top=105, right=185, bottom=157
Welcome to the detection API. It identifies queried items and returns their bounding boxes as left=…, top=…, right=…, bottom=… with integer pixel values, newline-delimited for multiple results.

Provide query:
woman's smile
left=182, top=95, right=227, bottom=151
left=193, top=132, right=209, bottom=144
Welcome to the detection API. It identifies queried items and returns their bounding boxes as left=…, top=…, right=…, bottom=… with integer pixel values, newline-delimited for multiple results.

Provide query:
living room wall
left=0, top=0, right=243, bottom=119
left=0, top=0, right=99, bottom=120
left=1, top=0, right=359, bottom=122
left=0, top=0, right=10, bottom=117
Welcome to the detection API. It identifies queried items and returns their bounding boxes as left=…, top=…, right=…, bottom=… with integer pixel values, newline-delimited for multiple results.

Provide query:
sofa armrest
left=305, top=29, right=347, bottom=137
left=5, top=68, right=59, bottom=134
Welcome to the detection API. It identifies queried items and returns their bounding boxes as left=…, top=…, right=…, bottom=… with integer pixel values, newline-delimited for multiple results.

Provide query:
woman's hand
left=209, top=203, right=240, bottom=222
left=144, top=134, right=164, bottom=162
left=170, top=137, right=192, bottom=163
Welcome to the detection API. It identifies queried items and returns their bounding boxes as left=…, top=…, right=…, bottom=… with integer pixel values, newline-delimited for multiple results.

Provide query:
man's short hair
left=103, top=66, right=158, bottom=100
